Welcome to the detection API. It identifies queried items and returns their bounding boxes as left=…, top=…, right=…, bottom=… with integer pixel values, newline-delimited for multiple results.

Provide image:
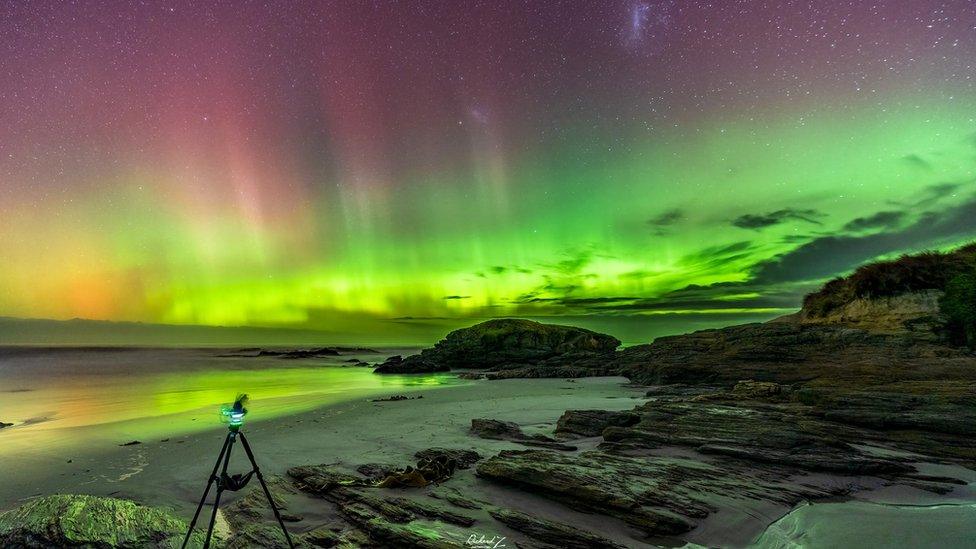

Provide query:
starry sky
left=2, top=1, right=976, bottom=344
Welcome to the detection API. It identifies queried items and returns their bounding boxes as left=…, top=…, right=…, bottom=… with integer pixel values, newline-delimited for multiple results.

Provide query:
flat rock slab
left=602, top=400, right=915, bottom=475
left=475, top=449, right=843, bottom=538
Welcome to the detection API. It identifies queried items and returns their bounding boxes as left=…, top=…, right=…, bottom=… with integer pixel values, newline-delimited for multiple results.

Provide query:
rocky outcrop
left=799, top=290, right=945, bottom=336
left=487, top=508, right=626, bottom=549
left=0, top=494, right=200, bottom=548
left=288, top=464, right=472, bottom=548
left=289, top=461, right=627, bottom=548
left=374, top=452, right=462, bottom=488
left=484, top=364, right=617, bottom=379
left=614, top=321, right=973, bottom=386
left=470, top=418, right=577, bottom=451
left=374, top=319, right=620, bottom=374
left=258, top=347, right=341, bottom=358
left=222, top=476, right=296, bottom=548
left=798, top=388, right=976, bottom=439
left=476, top=449, right=844, bottom=538
left=605, top=399, right=913, bottom=475
left=554, top=409, right=640, bottom=437
left=225, top=347, right=380, bottom=359
left=373, top=355, right=449, bottom=374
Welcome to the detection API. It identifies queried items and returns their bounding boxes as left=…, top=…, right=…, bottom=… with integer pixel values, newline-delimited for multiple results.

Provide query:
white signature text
left=466, top=533, right=507, bottom=549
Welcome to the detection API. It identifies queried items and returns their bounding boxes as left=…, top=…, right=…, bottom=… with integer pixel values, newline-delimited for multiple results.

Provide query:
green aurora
left=2, top=2, right=975, bottom=344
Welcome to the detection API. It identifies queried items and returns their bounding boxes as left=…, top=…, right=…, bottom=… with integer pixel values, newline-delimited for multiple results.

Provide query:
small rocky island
left=2, top=245, right=975, bottom=547
left=373, top=318, right=620, bottom=375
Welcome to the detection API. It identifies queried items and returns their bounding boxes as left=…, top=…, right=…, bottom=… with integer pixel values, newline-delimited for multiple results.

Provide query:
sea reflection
left=0, top=347, right=464, bottom=453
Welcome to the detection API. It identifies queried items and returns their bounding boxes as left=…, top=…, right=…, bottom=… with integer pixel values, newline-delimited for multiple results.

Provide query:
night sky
left=2, top=1, right=976, bottom=341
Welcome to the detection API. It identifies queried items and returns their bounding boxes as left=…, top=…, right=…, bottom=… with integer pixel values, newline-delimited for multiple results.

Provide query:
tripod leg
left=239, top=433, right=295, bottom=549
left=182, top=434, right=231, bottom=549
left=202, top=434, right=236, bottom=549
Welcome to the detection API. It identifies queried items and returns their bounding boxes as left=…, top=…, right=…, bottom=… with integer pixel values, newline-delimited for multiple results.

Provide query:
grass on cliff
left=803, top=243, right=976, bottom=322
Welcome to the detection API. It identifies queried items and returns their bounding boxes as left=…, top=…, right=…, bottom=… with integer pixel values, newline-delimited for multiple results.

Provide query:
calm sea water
left=0, top=347, right=462, bottom=455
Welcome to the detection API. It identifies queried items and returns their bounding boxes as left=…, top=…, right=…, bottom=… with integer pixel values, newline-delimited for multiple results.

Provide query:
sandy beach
left=0, top=350, right=655, bottom=546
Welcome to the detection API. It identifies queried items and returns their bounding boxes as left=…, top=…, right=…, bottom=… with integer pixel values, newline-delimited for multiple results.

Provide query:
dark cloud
left=781, top=234, right=814, bottom=243
left=752, top=196, right=976, bottom=284
left=551, top=248, right=595, bottom=275
left=926, top=182, right=963, bottom=199
left=512, top=242, right=765, bottom=314
left=902, top=154, right=932, bottom=170
left=842, top=211, right=906, bottom=232
left=677, top=241, right=755, bottom=270
left=514, top=296, right=638, bottom=305
left=475, top=265, right=533, bottom=278
left=732, top=208, right=824, bottom=230
left=512, top=282, right=803, bottom=314
left=648, top=208, right=684, bottom=227
left=891, top=181, right=968, bottom=209
left=647, top=208, right=684, bottom=235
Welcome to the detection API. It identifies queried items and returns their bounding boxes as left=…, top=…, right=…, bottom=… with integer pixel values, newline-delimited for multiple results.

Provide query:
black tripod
left=181, top=428, right=294, bottom=548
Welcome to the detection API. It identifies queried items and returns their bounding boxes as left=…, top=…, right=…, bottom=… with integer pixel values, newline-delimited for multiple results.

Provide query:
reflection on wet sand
left=0, top=347, right=463, bottom=454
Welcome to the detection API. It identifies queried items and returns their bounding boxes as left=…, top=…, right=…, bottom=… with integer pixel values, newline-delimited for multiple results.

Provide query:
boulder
left=555, top=409, right=640, bottom=437
left=470, top=418, right=524, bottom=439
left=0, top=494, right=200, bottom=548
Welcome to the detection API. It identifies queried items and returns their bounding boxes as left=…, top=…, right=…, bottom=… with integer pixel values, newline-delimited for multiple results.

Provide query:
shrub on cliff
left=941, top=272, right=976, bottom=349
left=804, top=243, right=976, bottom=318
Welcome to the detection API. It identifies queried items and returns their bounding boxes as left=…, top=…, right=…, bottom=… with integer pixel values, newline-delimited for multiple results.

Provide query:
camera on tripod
left=182, top=394, right=293, bottom=549
left=220, top=394, right=248, bottom=430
